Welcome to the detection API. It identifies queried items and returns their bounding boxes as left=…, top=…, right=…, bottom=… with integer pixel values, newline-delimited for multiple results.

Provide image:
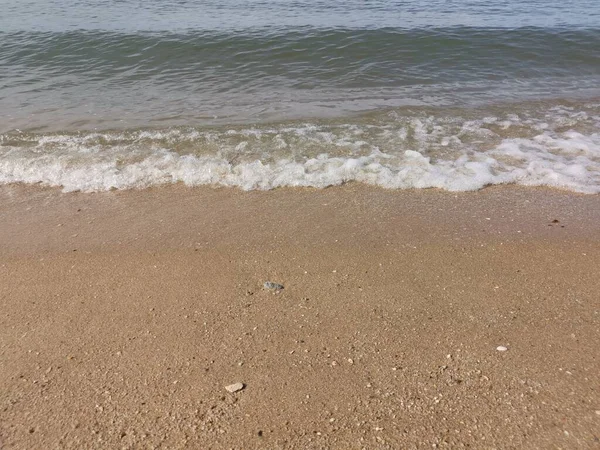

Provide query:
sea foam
left=1, top=106, right=599, bottom=193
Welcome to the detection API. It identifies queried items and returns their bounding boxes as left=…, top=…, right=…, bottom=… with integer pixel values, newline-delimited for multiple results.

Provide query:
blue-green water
left=1, top=0, right=600, bottom=192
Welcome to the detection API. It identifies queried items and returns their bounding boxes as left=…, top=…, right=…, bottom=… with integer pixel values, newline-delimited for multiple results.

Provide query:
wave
left=3, top=27, right=599, bottom=88
left=2, top=103, right=599, bottom=193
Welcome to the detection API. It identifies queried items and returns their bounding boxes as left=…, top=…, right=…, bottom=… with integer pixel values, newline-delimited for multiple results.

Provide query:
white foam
left=1, top=107, right=599, bottom=193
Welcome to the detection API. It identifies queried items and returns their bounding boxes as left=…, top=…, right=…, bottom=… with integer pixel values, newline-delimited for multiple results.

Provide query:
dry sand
left=1, top=184, right=599, bottom=449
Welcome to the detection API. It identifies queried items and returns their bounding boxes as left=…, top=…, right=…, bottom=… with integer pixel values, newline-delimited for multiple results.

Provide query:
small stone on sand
left=225, top=382, right=245, bottom=393
left=264, top=281, right=284, bottom=290
left=496, top=346, right=508, bottom=352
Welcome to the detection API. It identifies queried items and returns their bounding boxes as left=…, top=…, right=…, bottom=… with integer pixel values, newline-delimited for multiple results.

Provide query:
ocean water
left=1, top=0, right=600, bottom=193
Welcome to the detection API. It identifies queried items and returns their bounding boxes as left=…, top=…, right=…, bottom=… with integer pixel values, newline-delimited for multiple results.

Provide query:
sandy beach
left=1, top=184, right=599, bottom=449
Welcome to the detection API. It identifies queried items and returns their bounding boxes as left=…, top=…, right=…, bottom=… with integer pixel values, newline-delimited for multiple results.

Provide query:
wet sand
left=1, top=184, right=599, bottom=449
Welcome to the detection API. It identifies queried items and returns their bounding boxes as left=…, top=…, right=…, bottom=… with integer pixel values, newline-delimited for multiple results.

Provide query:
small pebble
left=496, top=346, right=508, bottom=352
left=225, top=382, right=245, bottom=393
left=263, top=281, right=284, bottom=290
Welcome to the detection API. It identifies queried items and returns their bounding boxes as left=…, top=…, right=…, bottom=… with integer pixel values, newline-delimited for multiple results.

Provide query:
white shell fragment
left=225, top=382, right=245, bottom=393
left=264, top=281, right=284, bottom=290
left=496, top=346, right=508, bottom=352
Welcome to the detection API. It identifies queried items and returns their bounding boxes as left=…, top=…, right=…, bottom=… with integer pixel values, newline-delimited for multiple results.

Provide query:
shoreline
left=1, top=184, right=599, bottom=448
left=3, top=99, right=600, bottom=195
left=2, top=183, right=599, bottom=254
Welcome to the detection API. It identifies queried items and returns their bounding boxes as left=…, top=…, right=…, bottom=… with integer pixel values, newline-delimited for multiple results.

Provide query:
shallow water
left=1, top=0, right=599, bottom=192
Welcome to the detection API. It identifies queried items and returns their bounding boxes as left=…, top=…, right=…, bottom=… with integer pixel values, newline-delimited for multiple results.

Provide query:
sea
left=1, top=0, right=600, bottom=193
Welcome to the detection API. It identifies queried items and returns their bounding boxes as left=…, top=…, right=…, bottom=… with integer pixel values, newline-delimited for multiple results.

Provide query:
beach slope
left=1, top=184, right=599, bottom=449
